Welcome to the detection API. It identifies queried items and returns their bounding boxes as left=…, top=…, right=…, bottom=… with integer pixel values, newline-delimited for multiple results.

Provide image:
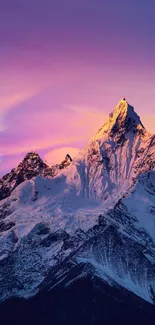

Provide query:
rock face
left=0, top=151, right=72, bottom=201
left=59, top=154, right=72, bottom=169
left=0, top=99, right=155, bottom=322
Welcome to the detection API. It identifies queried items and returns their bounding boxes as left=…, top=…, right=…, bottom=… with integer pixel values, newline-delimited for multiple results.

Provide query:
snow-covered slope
left=76, top=170, right=155, bottom=304
left=0, top=99, right=155, bottom=306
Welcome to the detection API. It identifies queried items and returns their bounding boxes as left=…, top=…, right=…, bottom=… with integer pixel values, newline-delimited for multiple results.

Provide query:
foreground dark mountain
left=1, top=271, right=155, bottom=325
left=0, top=99, right=155, bottom=322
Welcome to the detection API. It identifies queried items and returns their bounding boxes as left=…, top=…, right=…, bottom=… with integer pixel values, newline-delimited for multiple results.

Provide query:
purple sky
left=0, top=0, right=155, bottom=176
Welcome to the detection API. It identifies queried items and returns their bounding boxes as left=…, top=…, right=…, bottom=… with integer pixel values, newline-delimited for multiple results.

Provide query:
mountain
left=0, top=98, right=155, bottom=324
left=64, top=98, right=153, bottom=203
left=0, top=151, right=72, bottom=201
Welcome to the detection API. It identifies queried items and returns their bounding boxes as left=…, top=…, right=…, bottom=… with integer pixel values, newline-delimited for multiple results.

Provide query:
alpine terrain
left=0, top=98, right=155, bottom=324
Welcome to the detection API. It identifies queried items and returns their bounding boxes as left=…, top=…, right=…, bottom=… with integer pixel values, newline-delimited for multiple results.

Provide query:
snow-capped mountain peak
left=68, top=99, right=153, bottom=204
left=0, top=99, right=155, bottom=309
left=0, top=151, right=73, bottom=201
left=93, top=98, right=145, bottom=141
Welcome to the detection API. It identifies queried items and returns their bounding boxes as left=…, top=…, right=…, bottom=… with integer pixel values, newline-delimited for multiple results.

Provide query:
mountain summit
left=93, top=98, right=145, bottom=141
left=67, top=99, right=152, bottom=202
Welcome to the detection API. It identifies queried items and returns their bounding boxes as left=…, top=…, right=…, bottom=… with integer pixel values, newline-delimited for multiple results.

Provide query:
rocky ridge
left=0, top=152, right=72, bottom=201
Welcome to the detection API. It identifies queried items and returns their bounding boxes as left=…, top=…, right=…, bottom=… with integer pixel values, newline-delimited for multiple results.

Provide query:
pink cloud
left=0, top=151, right=30, bottom=177
left=69, top=105, right=108, bottom=139
left=0, top=92, right=37, bottom=132
left=44, top=147, right=80, bottom=165
left=0, top=92, right=35, bottom=112
left=141, top=114, right=155, bottom=134
left=0, top=135, right=84, bottom=156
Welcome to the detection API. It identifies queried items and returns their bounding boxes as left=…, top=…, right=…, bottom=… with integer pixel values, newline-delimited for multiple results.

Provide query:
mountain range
left=0, top=98, right=155, bottom=324
left=0, top=151, right=72, bottom=201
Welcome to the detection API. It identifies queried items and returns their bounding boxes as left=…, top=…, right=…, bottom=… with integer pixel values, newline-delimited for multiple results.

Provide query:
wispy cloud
left=0, top=114, right=6, bottom=132
left=0, top=91, right=37, bottom=132
left=67, top=104, right=108, bottom=138
left=0, top=92, right=35, bottom=112
left=0, top=135, right=84, bottom=156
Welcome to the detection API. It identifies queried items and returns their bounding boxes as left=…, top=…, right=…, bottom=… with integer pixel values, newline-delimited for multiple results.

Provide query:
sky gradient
left=0, top=0, right=155, bottom=176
